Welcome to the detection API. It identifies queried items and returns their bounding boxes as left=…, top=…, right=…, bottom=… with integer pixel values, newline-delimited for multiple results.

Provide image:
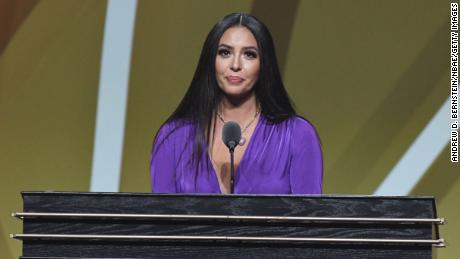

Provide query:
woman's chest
left=177, top=134, right=293, bottom=194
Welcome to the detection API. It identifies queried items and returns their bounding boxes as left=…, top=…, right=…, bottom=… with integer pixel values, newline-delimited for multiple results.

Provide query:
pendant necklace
left=216, top=107, right=260, bottom=146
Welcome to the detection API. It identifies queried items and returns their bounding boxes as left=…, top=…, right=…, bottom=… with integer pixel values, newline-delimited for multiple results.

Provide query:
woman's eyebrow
left=218, top=44, right=258, bottom=51
left=243, top=46, right=258, bottom=51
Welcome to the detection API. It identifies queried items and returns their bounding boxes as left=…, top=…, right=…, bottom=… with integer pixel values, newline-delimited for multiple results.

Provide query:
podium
left=12, top=192, right=444, bottom=258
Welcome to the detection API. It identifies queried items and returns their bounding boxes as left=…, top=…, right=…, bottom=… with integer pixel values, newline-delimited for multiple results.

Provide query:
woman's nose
left=230, top=57, right=241, bottom=72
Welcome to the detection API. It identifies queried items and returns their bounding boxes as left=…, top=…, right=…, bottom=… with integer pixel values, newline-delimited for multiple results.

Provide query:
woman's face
left=215, top=26, right=260, bottom=99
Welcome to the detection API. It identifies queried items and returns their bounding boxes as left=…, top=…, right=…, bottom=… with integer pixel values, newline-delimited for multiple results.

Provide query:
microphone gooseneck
left=222, top=121, right=241, bottom=193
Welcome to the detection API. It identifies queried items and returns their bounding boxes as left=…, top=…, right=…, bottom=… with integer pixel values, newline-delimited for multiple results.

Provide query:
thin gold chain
left=216, top=107, right=260, bottom=134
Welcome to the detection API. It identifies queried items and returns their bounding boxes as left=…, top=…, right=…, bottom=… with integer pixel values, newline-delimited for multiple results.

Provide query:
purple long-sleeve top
left=150, top=115, right=323, bottom=194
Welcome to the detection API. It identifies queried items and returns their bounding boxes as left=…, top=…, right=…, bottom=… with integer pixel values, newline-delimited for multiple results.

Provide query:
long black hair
left=164, top=13, right=296, bottom=166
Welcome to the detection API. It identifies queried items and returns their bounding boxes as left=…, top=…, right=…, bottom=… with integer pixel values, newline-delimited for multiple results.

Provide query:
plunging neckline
left=207, top=115, right=264, bottom=194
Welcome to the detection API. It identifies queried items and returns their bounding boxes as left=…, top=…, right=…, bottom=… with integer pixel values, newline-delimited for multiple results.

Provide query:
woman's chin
left=221, top=90, right=255, bottom=103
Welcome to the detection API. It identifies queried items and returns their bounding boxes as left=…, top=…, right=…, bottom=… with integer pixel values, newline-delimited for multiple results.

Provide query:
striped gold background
left=0, top=0, right=457, bottom=258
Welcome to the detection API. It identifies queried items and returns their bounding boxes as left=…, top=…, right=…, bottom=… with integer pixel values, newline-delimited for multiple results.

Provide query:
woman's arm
left=150, top=124, right=177, bottom=193
left=289, top=118, right=323, bottom=194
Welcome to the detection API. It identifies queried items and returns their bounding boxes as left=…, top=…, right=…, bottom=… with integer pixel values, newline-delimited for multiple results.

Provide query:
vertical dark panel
left=0, top=0, right=38, bottom=55
left=251, top=0, right=300, bottom=75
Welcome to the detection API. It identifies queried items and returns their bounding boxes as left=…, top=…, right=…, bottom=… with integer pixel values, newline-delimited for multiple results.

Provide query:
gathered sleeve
left=289, top=119, right=323, bottom=194
left=150, top=124, right=177, bottom=193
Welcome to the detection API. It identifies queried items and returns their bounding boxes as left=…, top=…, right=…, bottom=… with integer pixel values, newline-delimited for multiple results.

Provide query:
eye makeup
left=217, top=46, right=258, bottom=60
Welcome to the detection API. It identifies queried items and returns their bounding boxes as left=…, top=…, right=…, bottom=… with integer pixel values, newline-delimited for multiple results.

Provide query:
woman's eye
left=244, top=51, right=258, bottom=59
left=218, top=49, right=231, bottom=57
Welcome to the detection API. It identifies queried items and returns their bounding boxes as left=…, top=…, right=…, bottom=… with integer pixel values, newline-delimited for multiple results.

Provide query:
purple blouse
left=150, top=115, right=323, bottom=194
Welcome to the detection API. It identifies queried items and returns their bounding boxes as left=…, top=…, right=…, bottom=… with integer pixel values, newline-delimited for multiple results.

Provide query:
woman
left=150, top=13, right=322, bottom=194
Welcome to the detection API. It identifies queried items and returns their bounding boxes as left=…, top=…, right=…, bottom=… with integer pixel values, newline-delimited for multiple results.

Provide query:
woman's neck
left=219, top=93, right=258, bottom=125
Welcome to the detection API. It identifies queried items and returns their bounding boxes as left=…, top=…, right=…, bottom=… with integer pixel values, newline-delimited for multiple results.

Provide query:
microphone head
left=222, top=121, right=241, bottom=151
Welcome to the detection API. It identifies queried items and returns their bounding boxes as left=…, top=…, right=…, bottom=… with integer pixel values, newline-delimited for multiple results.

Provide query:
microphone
left=222, top=121, right=241, bottom=152
left=222, top=121, right=241, bottom=193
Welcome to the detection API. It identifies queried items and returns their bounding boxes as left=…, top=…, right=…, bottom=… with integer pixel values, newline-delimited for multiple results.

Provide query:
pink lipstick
left=225, top=76, right=245, bottom=84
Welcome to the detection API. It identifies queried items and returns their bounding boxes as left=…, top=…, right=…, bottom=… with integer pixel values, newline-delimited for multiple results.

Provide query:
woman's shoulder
left=286, top=116, right=320, bottom=142
left=262, top=115, right=319, bottom=141
left=154, top=119, right=195, bottom=143
left=289, top=116, right=316, bottom=130
left=261, top=114, right=318, bottom=136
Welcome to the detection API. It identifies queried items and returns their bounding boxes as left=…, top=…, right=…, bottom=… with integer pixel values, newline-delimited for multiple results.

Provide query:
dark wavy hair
left=164, top=13, right=296, bottom=166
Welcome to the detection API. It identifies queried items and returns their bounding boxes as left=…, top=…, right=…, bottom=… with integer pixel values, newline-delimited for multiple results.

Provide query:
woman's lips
left=225, top=76, right=245, bottom=84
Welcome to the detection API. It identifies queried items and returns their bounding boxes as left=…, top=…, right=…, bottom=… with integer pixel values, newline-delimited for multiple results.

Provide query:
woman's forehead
left=218, top=27, right=258, bottom=49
